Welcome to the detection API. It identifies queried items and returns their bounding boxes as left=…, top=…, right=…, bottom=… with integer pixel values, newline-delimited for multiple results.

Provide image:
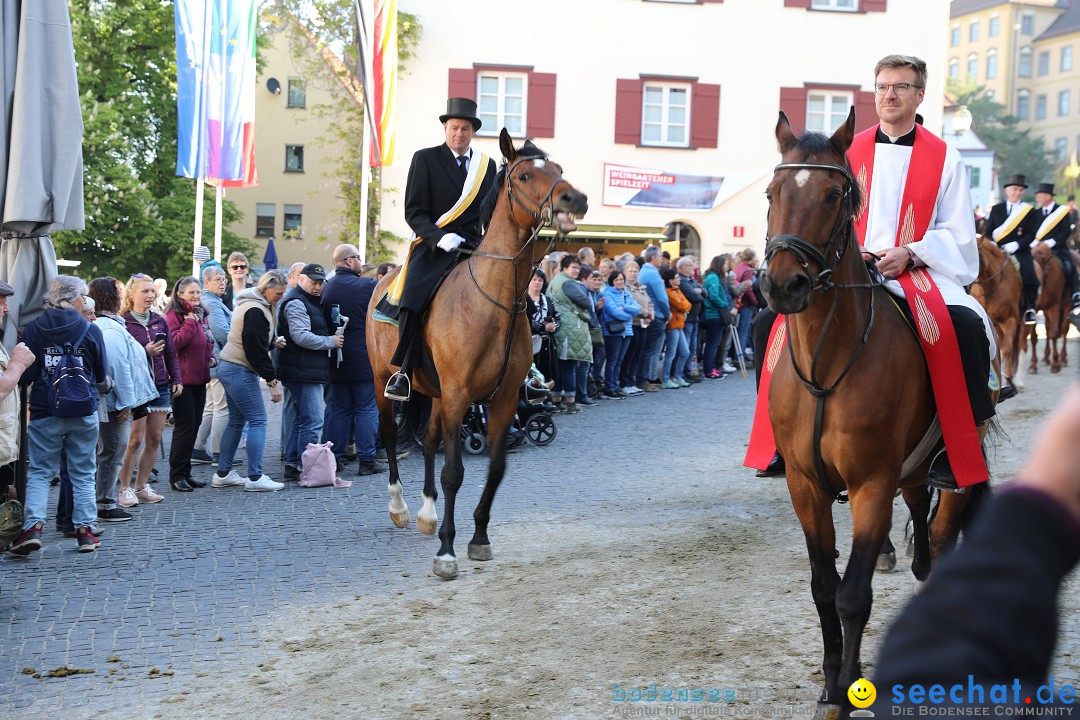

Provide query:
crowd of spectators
left=0, top=243, right=763, bottom=555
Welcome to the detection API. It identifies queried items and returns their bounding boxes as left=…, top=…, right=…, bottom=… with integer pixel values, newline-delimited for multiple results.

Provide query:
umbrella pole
left=214, top=184, right=223, bottom=264
left=15, top=388, right=28, bottom=504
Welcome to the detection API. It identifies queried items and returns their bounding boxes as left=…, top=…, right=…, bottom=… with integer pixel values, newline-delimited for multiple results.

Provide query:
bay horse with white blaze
left=760, top=110, right=987, bottom=719
left=367, top=129, right=587, bottom=579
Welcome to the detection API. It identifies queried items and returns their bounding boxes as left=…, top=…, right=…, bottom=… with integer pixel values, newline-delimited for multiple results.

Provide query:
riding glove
left=1002, top=241, right=1019, bottom=255
left=437, top=233, right=465, bottom=252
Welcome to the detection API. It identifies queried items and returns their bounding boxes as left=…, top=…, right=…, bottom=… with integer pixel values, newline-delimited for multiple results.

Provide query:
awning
left=539, top=223, right=668, bottom=244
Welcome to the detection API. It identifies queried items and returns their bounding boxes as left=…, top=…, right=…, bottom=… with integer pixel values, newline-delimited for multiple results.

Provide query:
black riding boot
left=386, top=309, right=419, bottom=400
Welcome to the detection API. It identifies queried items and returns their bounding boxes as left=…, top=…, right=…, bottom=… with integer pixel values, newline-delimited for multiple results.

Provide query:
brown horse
left=1029, top=243, right=1070, bottom=373
left=970, top=236, right=1022, bottom=396
left=366, top=130, right=587, bottom=579
left=761, top=110, right=988, bottom=719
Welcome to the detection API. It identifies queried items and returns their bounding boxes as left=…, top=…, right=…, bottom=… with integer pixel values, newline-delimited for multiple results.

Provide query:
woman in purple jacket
left=165, top=277, right=215, bottom=493
left=117, top=274, right=183, bottom=507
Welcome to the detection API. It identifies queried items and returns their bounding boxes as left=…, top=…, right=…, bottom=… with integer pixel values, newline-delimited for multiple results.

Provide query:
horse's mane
left=479, top=139, right=548, bottom=231
left=787, top=131, right=864, bottom=218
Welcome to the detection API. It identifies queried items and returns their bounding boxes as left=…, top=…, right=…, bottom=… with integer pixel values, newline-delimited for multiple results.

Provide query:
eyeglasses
left=230, top=264, right=248, bottom=270
left=344, top=255, right=361, bottom=262
left=874, top=82, right=923, bottom=96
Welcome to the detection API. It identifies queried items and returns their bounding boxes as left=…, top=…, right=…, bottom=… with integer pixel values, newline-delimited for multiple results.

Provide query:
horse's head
left=761, top=109, right=860, bottom=314
left=494, top=128, right=587, bottom=234
left=1032, top=241, right=1053, bottom=265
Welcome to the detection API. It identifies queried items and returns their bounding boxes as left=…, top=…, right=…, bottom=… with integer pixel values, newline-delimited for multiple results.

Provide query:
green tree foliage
left=262, top=1, right=421, bottom=263
left=946, top=79, right=1053, bottom=198
left=54, top=1, right=254, bottom=281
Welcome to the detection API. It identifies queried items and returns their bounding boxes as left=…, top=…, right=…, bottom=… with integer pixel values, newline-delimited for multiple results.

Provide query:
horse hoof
left=875, top=550, right=897, bottom=572
left=914, top=578, right=926, bottom=595
left=389, top=508, right=411, bottom=528
left=814, top=703, right=841, bottom=720
left=433, top=555, right=459, bottom=579
left=417, top=514, right=437, bottom=535
left=1052, top=365, right=1062, bottom=374
left=468, top=543, right=493, bottom=561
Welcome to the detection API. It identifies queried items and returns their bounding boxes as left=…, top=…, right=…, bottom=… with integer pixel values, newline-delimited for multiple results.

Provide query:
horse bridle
left=765, top=160, right=882, bottom=503
left=462, top=154, right=569, bottom=404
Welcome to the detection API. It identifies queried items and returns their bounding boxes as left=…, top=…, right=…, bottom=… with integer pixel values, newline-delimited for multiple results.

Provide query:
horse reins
left=461, top=155, right=568, bottom=405
left=765, top=161, right=884, bottom=503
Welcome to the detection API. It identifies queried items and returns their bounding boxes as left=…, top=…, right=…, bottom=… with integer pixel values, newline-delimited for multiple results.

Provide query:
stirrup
left=384, top=371, right=411, bottom=401
left=1023, top=309, right=1038, bottom=325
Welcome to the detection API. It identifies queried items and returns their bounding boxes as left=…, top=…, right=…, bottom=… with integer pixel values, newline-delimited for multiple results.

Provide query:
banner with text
left=603, top=163, right=726, bottom=211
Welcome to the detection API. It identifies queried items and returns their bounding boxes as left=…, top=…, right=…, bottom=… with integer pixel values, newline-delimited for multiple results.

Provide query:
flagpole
left=356, top=0, right=375, bottom=264
left=214, top=184, right=224, bottom=267
left=193, top=176, right=205, bottom=276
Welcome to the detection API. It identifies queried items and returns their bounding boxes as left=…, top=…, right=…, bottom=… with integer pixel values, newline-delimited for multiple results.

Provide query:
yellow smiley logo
left=848, top=678, right=876, bottom=709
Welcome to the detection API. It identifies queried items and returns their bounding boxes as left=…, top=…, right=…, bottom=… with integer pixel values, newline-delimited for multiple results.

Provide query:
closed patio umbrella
left=0, top=0, right=85, bottom=501
left=263, top=236, right=278, bottom=270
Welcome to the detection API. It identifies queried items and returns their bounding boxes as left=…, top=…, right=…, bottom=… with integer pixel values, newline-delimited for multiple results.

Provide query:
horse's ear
left=829, top=106, right=856, bottom=154
left=776, top=111, right=797, bottom=154
left=499, top=128, right=517, bottom=163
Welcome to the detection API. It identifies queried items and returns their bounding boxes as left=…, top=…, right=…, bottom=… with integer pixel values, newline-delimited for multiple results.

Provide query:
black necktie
left=458, top=155, right=468, bottom=179
left=1045, top=207, right=1051, bottom=217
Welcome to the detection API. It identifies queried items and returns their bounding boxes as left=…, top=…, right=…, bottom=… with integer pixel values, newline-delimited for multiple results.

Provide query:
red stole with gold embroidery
left=745, top=125, right=987, bottom=488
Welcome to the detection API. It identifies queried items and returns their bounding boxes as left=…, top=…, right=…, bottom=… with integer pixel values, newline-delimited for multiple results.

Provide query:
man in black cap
left=987, top=174, right=1039, bottom=323
left=382, top=97, right=498, bottom=401
left=1033, top=182, right=1079, bottom=308
left=276, top=262, right=344, bottom=478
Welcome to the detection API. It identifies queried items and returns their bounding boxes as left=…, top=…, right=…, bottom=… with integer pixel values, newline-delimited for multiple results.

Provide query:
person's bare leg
left=134, top=412, right=167, bottom=491
left=119, top=417, right=147, bottom=494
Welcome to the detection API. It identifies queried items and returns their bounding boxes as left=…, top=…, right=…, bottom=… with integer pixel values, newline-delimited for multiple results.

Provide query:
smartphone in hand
left=154, top=332, right=166, bottom=344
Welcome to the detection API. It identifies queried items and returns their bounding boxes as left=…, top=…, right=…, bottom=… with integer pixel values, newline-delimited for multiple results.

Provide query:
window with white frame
left=967, top=53, right=978, bottom=79
left=805, top=90, right=853, bottom=134
left=1059, top=90, right=1071, bottom=116
left=476, top=73, right=526, bottom=137
left=1017, top=90, right=1030, bottom=120
left=1036, top=94, right=1047, bottom=120
left=949, top=57, right=959, bottom=79
left=1038, top=51, right=1050, bottom=76
left=255, top=204, right=275, bottom=238
left=989, top=15, right=999, bottom=37
left=950, top=26, right=961, bottom=46
left=810, top=0, right=856, bottom=11
left=1063, top=46, right=1073, bottom=72
left=969, top=20, right=979, bottom=42
left=1019, top=47, right=1033, bottom=77
left=1056, top=138, right=1068, bottom=163
left=986, top=49, right=998, bottom=79
left=968, top=166, right=981, bottom=188
left=1021, top=12, right=1034, bottom=35
left=641, top=83, right=690, bottom=147
left=283, top=204, right=303, bottom=236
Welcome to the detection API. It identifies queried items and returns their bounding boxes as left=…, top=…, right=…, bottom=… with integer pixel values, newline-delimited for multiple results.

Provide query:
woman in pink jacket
left=165, top=277, right=215, bottom=493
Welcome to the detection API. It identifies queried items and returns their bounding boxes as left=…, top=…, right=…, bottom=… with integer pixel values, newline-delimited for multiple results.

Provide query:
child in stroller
left=460, top=365, right=557, bottom=455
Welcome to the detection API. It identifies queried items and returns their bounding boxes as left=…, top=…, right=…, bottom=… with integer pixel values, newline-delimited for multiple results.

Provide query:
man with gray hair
left=637, top=245, right=670, bottom=389
left=11, top=276, right=108, bottom=555
left=286, top=261, right=305, bottom=288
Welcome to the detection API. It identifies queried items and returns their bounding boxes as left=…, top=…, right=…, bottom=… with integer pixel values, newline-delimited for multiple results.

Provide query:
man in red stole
left=750, top=55, right=996, bottom=490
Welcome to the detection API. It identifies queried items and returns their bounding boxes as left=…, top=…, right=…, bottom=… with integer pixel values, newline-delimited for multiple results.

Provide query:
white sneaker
left=244, top=475, right=284, bottom=492
left=721, top=362, right=737, bottom=374
left=118, top=488, right=139, bottom=508
left=621, top=386, right=643, bottom=396
left=212, top=470, right=247, bottom=488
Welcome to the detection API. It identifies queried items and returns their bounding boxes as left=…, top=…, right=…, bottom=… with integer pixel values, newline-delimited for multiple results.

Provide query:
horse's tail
left=961, top=417, right=1003, bottom=532
left=398, top=393, right=432, bottom=448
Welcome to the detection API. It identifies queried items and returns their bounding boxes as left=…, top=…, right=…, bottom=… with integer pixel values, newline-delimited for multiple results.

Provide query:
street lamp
left=953, top=105, right=973, bottom=135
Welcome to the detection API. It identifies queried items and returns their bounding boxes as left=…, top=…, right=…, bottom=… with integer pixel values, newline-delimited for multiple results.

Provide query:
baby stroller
left=459, top=376, right=558, bottom=455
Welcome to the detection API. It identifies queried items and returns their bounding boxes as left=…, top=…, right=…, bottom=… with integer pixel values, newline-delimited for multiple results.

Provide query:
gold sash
left=1035, top=205, right=1070, bottom=242
left=386, top=152, right=491, bottom=305
left=991, top=202, right=1033, bottom=242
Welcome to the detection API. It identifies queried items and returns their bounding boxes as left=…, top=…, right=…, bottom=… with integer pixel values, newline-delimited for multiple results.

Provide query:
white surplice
left=862, top=141, right=997, bottom=359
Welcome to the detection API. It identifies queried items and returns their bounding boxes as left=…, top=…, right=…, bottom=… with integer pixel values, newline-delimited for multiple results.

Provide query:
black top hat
left=1003, top=174, right=1027, bottom=189
left=439, top=97, right=482, bottom=131
left=1035, top=182, right=1055, bottom=195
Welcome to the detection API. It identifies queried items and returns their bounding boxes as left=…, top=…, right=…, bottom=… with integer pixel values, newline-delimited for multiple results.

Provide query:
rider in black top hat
left=383, top=98, right=497, bottom=402
left=1033, top=182, right=1080, bottom=308
left=987, top=173, right=1040, bottom=323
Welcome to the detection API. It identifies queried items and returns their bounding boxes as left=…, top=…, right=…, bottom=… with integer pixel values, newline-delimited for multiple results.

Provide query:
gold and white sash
left=386, top=152, right=491, bottom=305
left=1035, top=204, right=1071, bottom=242
left=991, top=202, right=1033, bottom=242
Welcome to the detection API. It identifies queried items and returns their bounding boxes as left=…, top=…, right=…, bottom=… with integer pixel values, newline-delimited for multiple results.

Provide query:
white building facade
left=380, top=0, right=952, bottom=263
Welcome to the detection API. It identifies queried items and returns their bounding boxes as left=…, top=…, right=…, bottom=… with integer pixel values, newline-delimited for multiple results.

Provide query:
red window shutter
left=784, top=0, right=811, bottom=7
left=614, top=78, right=643, bottom=145
left=861, top=0, right=887, bottom=10
left=854, top=91, right=877, bottom=133
left=526, top=72, right=556, bottom=138
left=447, top=68, right=476, bottom=100
left=779, top=87, right=809, bottom=136
left=690, top=83, right=720, bottom=149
